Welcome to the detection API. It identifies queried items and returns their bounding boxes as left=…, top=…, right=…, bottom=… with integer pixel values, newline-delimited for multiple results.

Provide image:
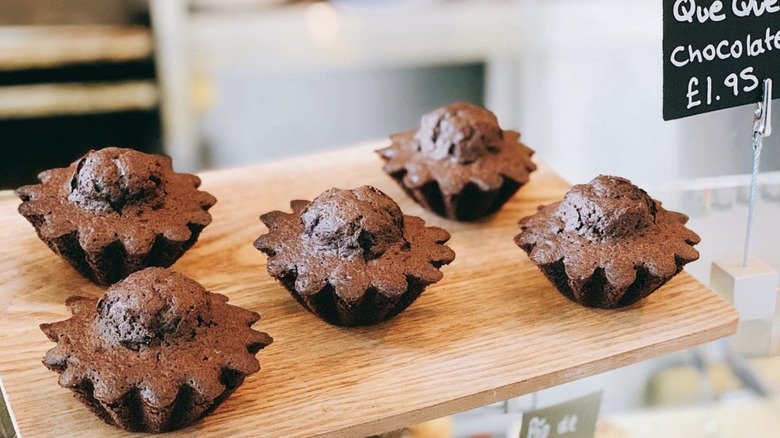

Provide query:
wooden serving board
left=0, top=143, right=738, bottom=437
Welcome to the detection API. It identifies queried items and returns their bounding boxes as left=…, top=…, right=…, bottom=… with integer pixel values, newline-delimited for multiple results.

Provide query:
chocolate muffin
left=515, top=175, right=701, bottom=308
left=254, top=186, right=455, bottom=326
left=16, top=147, right=216, bottom=285
left=376, top=103, right=537, bottom=221
left=40, top=268, right=272, bottom=433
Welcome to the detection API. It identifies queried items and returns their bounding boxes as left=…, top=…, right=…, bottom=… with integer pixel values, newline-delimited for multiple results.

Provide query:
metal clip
left=753, top=78, right=772, bottom=138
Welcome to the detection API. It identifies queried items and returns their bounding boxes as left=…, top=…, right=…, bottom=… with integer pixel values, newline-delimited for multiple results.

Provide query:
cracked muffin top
left=254, top=186, right=455, bottom=302
left=16, top=147, right=216, bottom=255
left=516, top=175, right=701, bottom=290
left=377, top=103, right=536, bottom=195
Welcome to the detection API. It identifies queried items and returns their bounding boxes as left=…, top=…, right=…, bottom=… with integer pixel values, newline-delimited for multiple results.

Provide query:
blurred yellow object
left=304, top=2, right=340, bottom=48
left=601, top=396, right=780, bottom=438
left=192, top=73, right=214, bottom=113
left=594, top=421, right=632, bottom=438
left=406, top=417, right=452, bottom=438
left=647, top=356, right=780, bottom=405
left=376, top=417, right=452, bottom=438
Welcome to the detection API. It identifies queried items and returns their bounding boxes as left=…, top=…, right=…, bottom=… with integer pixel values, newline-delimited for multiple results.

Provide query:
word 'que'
left=673, top=0, right=780, bottom=24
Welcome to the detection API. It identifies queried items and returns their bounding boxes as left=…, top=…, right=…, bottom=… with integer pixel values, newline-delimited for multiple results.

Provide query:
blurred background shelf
left=0, top=81, right=158, bottom=118
left=0, top=25, right=152, bottom=71
left=4, top=0, right=777, bottom=187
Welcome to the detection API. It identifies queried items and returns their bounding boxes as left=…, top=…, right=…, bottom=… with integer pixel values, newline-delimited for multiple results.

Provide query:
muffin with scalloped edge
left=377, top=102, right=536, bottom=221
left=40, top=267, right=272, bottom=433
left=16, top=147, right=216, bottom=285
left=254, top=185, right=455, bottom=326
left=515, top=175, right=700, bottom=308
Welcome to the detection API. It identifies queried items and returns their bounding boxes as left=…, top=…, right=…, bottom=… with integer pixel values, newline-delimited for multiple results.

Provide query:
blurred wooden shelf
left=0, top=81, right=158, bottom=118
left=0, top=25, right=153, bottom=71
left=0, top=143, right=738, bottom=437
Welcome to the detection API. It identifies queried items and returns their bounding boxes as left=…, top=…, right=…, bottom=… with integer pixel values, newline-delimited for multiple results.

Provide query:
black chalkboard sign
left=663, top=0, right=780, bottom=121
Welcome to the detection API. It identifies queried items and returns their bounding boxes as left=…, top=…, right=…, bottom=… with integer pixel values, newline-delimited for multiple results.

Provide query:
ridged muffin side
left=40, top=268, right=272, bottom=433
left=515, top=175, right=700, bottom=308
left=255, top=186, right=455, bottom=326
left=16, top=148, right=216, bottom=285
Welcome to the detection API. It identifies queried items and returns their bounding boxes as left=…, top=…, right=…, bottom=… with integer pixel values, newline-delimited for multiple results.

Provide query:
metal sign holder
left=711, top=79, right=778, bottom=324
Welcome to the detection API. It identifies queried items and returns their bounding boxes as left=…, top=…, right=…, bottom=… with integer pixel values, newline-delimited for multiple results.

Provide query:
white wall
left=515, top=0, right=779, bottom=188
